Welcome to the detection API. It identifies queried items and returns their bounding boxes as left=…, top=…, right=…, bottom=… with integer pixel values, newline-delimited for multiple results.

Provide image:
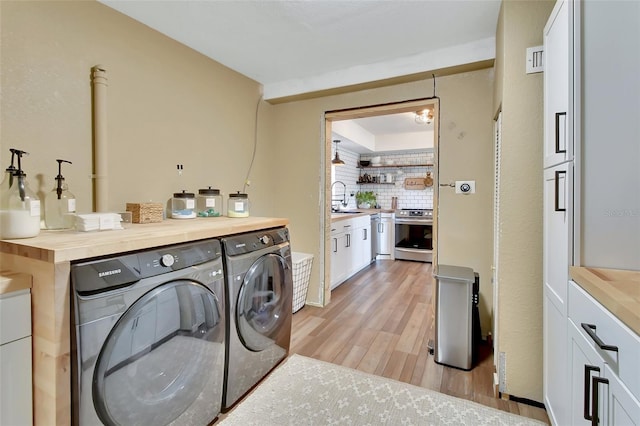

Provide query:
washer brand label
left=235, top=243, right=246, bottom=248
left=98, top=268, right=121, bottom=278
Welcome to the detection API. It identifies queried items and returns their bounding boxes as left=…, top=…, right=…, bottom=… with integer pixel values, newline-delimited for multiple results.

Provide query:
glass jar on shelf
left=196, top=187, right=222, bottom=217
left=227, top=192, right=249, bottom=218
left=171, top=190, right=196, bottom=219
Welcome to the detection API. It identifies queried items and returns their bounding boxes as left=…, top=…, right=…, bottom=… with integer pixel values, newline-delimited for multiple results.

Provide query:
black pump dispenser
left=55, top=159, right=72, bottom=199
left=5, top=148, right=17, bottom=174
left=13, top=149, right=28, bottom=201
left=2, top=148, right=18, bottom=189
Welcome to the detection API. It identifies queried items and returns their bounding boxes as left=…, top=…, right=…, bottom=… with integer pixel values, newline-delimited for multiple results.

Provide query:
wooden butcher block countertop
left=0, top=216, right=289, bottom=263
left=0, top=216, right=288, bottom=426
left=331, top=208, right=394, bottom=223
left=0, top=271, right=32, bottom=295
left=570, top=266, right=640, bottom=336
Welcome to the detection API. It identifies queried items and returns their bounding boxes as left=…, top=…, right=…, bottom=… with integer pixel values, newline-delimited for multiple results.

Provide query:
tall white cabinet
left=542, top=1, right=574, bottom=425
left=544, top=1, right=640, bottom=425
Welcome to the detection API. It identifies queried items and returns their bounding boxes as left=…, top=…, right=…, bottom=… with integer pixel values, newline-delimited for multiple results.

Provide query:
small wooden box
left=126, top=203, right=164, bottom=223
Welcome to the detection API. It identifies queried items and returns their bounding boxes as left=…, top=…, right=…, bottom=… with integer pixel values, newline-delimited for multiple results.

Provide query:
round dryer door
left=92, top=280, right=224, bottom=426
left=237, top=253, right=288, bottom=351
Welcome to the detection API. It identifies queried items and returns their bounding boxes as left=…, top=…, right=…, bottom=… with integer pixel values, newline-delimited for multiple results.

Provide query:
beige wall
left=436, top=69, right=495, bottom=339
left=1, top=0, right=276, bottom=217
left=270, top=69, right=495, bottom=337
left=2, top=0, right=551, bottom=404
left=493, top=0, right=554, bottom=402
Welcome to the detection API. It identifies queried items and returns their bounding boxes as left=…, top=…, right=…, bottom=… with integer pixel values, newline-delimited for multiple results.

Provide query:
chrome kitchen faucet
left=330, top=181, right=348, bottom=211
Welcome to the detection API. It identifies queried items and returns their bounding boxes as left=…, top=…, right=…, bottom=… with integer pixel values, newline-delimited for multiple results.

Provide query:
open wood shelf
left=356, top=182, right=396, bottom=185
left=358, top=163, right=433, bottom=169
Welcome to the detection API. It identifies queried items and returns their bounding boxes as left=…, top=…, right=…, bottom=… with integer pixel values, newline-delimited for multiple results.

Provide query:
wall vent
left=526, top=45, right=544, bottom=74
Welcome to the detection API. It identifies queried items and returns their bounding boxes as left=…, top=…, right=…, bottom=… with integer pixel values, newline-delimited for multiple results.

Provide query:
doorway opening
left=322, top=98, right=440, bottom=306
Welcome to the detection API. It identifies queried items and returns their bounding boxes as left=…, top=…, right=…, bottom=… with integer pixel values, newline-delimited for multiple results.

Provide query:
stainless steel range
left=394, top=209, right=433, bottom=262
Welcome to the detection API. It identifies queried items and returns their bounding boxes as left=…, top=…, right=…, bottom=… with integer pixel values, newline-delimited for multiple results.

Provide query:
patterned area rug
left=219, top=354, right=545, bottom=425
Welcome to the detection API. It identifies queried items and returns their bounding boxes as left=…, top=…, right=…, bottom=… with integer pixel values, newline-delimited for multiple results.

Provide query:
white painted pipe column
left=91, top=65, right=108, bottom=212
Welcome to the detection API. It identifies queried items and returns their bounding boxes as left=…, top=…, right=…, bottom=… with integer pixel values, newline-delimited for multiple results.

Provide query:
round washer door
left=237, top=253, right=288, bottom=351
left=93, top=280, right=223, bottom=426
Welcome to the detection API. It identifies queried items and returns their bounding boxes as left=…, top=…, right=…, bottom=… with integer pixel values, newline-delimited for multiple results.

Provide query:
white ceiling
left=332, top=112, right=434, bottom=153
left=99, top=0, right=501, bottom=101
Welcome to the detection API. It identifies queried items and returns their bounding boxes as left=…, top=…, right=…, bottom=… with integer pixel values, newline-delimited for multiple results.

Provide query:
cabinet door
left=543, top=0, right=572, bottom=168
left=543, top=163, right=571, bottom=313
left=568, top=319, right=604, bottom=426
left=360, top=225, right=371, bottom=268
left=377, top=219, right=393, bottom=256
left=0, top=337, right=32, bottom=426
left=352, top=225, right=371, bottom=273
left=604, top=364, right=640, bottom=426
left=330, top=231, right=349, bottom=289
left=544, top=292, right=568, bottom=426
left=330, top=232, right=341, bottom=288
left=343, top=231, right=354, bottom=278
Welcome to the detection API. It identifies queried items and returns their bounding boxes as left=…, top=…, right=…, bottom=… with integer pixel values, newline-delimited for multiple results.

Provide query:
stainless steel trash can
left=433, top=264, right=479, bottom=370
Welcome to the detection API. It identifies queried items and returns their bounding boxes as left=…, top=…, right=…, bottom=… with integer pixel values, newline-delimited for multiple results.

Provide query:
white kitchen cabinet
left=330, top=216, right=372, bottom=290
left=543, top=1, right=575, bottom=424
left=602, top=364, right=640, bottom=426
left=543, top=0, right=572, bottom=169
left=543, top=163, right=571, bottom=311
left=568, top=280, right=640, bottom=426
left=351, top=216, right=371, bottom=275
left=544, top=290, right=569, bottom=425
left=568, top=314, right=604, bottom=425
left=330, top=222, right=352, bottom=289
left=0, top=289, right=33, bottom=426
left=355, top=226, right=370, bottom=269
left=376, top=213, right=394, bottom=259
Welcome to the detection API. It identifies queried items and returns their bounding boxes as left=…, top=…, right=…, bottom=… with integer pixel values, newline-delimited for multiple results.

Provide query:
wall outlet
left=455, top=180, right=475, bottom=194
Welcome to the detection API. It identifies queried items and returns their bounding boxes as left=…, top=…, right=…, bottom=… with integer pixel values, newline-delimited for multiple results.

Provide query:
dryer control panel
left=222, top=227, right=289, bottom=256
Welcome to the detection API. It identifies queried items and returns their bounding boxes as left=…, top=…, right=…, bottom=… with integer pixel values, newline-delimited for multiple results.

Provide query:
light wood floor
left=290, top=259, right=549, bottom=424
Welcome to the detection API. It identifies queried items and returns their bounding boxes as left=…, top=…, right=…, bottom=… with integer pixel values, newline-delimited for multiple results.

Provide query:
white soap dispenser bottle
left=0, top=150, right=41, bottom=239
left=45, top=159, right=76, bottom=230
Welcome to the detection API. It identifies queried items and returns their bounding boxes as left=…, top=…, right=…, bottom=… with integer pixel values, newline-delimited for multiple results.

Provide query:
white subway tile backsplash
left=333, top=148, right=434, bottom=210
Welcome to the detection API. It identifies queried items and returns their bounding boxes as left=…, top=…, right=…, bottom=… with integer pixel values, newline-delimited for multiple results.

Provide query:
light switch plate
left=455, top=180, right=476, bottom=194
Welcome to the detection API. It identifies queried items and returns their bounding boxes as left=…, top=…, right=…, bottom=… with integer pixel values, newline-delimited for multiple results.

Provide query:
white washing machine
left=70, top=239, right=225, bottom=426
left=221, top=227, right=293, bottom=410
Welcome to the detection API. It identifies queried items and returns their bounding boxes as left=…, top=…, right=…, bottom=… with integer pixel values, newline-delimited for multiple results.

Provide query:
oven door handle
left=395, top=219, right=433, bottom=225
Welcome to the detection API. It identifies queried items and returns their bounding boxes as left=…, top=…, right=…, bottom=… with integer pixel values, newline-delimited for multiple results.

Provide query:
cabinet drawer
left=568, top=281, right=640, bottom=400
left=352, top=215, right=370, bottom=229
left=331, top=222, right=353, bottom=235
left=0, top=290, right=31, bottom=345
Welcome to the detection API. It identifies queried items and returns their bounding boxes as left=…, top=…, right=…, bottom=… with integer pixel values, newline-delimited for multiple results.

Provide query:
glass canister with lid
left=227, top=191, right=249, bottom=218
left=196, top=187, right=222, bottom=217
left=171, top=190, right=196, bottom=219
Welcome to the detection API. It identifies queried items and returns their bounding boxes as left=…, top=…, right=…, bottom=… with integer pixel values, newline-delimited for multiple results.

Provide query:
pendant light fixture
left=414, top=108, right=434, bottom=125
left=332, top=139, right=345, bottom=165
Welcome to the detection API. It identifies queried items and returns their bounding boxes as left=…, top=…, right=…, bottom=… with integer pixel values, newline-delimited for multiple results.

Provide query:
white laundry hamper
left=291, top=252, right=313, bottom=313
